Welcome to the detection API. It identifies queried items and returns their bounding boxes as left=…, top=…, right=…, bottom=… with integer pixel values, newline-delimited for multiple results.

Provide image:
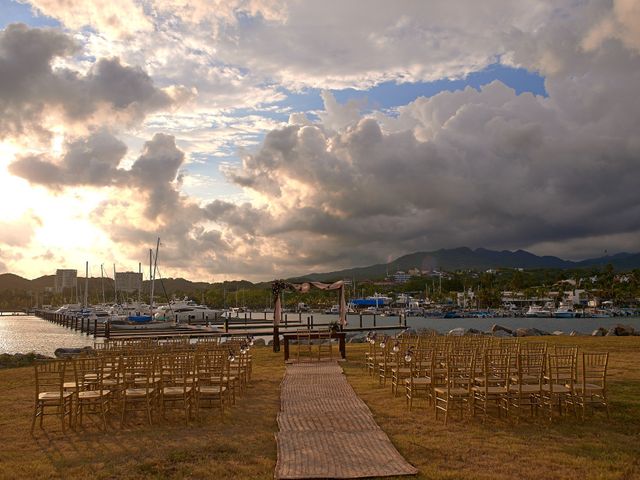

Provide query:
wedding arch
left=271, top=280, right=347, bottom=352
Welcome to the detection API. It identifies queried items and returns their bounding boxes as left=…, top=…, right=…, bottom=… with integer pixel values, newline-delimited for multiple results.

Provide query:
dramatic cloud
left=2, top=1, right=640, bottom=280
left=9, top=130, right=127, bottom=188
left=223, top=48, right=640, bottom=269
left=0, top=23, right=178, bottom=140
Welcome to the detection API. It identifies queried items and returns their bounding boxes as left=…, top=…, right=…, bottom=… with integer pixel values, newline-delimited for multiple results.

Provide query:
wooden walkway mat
left=274, top=362, right=418, bottom=479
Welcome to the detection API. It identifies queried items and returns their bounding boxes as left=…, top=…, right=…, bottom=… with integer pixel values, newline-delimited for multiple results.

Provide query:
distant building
left=393, top=271, right=411, bottom=283
left=115, top=272, right=143, bottom=293
left=54, top=269, right=77, bottom=293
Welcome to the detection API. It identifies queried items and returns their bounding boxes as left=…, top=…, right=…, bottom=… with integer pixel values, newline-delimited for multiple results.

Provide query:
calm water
left=0, top=315, right=98, bottom=356
left=2, top=314, right=639, bottom=356
left=312, top=313, right=640, bottom=335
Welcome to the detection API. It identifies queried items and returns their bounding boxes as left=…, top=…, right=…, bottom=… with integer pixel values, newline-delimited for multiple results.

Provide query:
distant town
left=1, top=260, right=639, bottom=318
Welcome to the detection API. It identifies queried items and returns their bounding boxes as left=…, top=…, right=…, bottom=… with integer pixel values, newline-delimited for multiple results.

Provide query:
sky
left=0, top=0, right=639, bottom=282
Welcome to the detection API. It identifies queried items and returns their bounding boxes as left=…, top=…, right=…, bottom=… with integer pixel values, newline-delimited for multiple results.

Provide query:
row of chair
left=31, top=337, right=253, bottom=434
left=365, top=334, right=609, bottom=423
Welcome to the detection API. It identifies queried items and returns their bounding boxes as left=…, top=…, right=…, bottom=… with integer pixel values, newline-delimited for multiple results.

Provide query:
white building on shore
left=54, top=269, right=77, bottom=294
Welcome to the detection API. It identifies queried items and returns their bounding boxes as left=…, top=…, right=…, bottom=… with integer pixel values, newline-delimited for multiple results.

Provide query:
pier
left=32, top=309, right=408, bottom=341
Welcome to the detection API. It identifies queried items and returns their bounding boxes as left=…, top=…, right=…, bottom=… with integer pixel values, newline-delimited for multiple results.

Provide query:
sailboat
left=110, top=238, right=177, bottom=330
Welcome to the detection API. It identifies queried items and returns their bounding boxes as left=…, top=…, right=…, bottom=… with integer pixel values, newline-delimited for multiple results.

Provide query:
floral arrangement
left=272, top=279, right=288, bottom=298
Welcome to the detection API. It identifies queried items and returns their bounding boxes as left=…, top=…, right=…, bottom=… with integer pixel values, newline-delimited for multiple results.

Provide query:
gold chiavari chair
left=159, top=352, right=194, bottom=424
left=377, top=336, right=396, bottom=387
left=73, top=356, right=112, bottom=429
left=541, top=353, right=576, bottom=420
left=405, top=346, right=433, bottom=410
left=194, top=349, right=229, bottom=416
left=508, top=352, right=544, bottom=421
left=31, top=359, right=74, bottom=434
left=317, top=328, right=333, bottom=361
left=391, top=339, right=413, bottom=396
left=365, top=334, right=379, bottom=377
left=572, top=352, right=609, bottom=420
left=434, top=352, right=475, bottom=424
left=295, top=329, right=312, bottom=362
left=472, top=350, right=511, bottom=420
left=121, top=354, right=156, bottom=427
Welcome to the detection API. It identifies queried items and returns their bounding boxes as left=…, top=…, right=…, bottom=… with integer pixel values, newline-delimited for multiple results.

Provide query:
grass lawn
left=1, top=337, right=639, bottom=479
left=343, top=336, right=640, bottom=480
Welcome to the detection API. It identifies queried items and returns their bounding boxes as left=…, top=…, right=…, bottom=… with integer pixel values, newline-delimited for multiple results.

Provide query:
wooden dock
left=33, top=309, right=408, bottom=341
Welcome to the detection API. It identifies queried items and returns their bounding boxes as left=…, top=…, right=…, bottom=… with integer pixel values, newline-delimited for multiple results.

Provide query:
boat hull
left=110, top=321, right=176, bottom=330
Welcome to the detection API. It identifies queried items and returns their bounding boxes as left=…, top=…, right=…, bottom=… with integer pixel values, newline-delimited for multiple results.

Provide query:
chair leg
left=102, top=399, right=109, bottom=430
left=120, top=398, right=127, bottom=428
left=31, top=404, right=38, bottom=435
left=147, top=398, right=153, bottom=425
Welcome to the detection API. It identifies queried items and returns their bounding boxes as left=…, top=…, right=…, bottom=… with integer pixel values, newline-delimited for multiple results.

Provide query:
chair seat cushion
left=198, top=386, right=227, bottom=394
left=79, top=389, right=110, bottom=399
left=472, top=386, right=508, bottom=394
left=508, top=384, right=541, bottom=393
left=392, top=367, right=412, bottom=374
left=125, top=387, right=154, bottom=397
left=542, top=384, right=571, bottom=393
left=163, top=386, right=192, bottom=395
left=39, top=391, right=73, bottom=401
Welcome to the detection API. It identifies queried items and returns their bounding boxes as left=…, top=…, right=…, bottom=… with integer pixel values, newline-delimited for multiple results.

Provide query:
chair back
left=547, top=353, right=576, bottom=391
left=582, top=352, right=608, bottom=390
left=443, top=352, right=475, bottom=393
left=34, top=359, right=67, bottom=399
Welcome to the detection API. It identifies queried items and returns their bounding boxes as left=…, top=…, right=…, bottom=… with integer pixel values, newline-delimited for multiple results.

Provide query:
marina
left=3, top=311, right=640, bottom=357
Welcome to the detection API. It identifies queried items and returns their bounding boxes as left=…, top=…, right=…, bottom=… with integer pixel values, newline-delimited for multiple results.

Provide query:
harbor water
left=2, top=314, right=640, bottom=356
left=0, top=315, right=98, bottom=357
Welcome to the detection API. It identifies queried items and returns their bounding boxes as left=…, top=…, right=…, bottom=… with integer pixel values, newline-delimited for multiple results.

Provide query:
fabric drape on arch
left=272, top=280, right=347, bottom=352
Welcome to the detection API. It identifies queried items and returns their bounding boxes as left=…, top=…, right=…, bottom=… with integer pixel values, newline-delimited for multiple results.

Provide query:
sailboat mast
left=149, top=237, right=160, bottom=314
left=113, top=264, right=118, bottom=304
left=100, top=264, right=105, bottom=304
left=84, top=261, right=89, bottom=308
left=138, top=262, right=142, bottom=303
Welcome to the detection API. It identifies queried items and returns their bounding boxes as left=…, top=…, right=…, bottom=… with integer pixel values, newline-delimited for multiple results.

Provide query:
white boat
left=553, top=304, right=576, bottom=318
left=154, top=298, right=219, bottom=323
left=109, top=320, right=176, bottom=330
left=590, top=309, right=611, bottom=318
left=324, top=304, right=340, bottom=314
left=525, top=305, right=552, bottom=318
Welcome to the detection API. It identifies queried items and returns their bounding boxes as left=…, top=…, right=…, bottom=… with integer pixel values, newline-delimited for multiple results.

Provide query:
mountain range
left=290, top=247, right=640, bottom=282
left=1, top=247, right=640, bottom=294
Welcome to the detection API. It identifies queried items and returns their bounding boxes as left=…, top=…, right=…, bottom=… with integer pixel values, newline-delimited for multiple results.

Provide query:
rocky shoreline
left=346, top=323, right=639, bottom=342
left=0, top=352, right=52, bottom=369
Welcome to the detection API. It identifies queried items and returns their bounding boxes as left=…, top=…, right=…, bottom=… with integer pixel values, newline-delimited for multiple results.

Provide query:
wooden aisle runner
left=274, top=362, right=418, bottom=479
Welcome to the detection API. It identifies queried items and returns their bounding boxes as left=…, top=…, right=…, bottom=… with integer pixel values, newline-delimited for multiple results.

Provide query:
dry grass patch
left=2, top=337, right=640, bottom=479
left=342, top=337, right=640, bottom=480
left=0, top=347, right=284, bottom=480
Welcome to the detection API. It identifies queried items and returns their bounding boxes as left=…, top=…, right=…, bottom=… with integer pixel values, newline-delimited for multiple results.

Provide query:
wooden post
left=373, top=314, right=377, bottom=327
left=93, top=318, right=98, bottom=338
left=359, top=314, right=362, bottom=328
left=105, top=321, right=110, bottom=339
left=224, top=316, right=229, bottom=333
